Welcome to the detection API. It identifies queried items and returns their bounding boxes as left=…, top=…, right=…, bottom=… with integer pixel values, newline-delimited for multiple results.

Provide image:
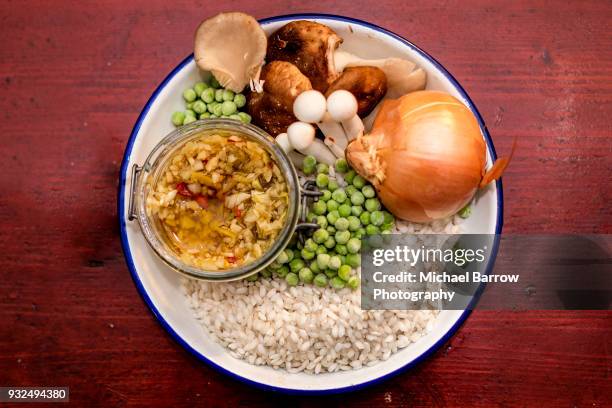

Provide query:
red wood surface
left=0, top=0, right=610, bottom=406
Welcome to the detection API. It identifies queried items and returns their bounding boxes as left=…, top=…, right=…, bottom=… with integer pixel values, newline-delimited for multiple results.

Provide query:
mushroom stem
left=299, top=139, right=337, bottom=165
left=317, top=112, right=348, bottom=158
left=341, top=115, right=364, bottom=141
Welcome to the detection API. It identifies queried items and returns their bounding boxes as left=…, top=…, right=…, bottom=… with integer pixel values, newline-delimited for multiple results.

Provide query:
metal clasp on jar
left=127, top=164, right=143, bottom=221
left=295, top=179, right=322, bottom=245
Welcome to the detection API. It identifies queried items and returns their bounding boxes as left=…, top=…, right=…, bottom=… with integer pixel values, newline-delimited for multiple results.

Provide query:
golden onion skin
left=346, top=90, right=487, bottom=223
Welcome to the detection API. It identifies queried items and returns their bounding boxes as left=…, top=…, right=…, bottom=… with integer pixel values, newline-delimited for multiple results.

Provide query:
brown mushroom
left=266, top=21, right=342, bottom=92
left=325, top=66, right=387, bottom=117
left=247, top=61, right=312, bottom=136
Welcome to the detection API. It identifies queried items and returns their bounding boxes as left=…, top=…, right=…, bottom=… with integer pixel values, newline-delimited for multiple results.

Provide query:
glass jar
left=128, top=119, right=318, bottom=281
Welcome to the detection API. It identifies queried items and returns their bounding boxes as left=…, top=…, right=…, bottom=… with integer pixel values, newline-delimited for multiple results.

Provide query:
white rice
left=183, top=215, right=462, bottom=373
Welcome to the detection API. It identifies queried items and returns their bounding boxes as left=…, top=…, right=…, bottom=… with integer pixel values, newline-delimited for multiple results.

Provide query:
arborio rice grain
left=182, top=216, right=462, bottom=373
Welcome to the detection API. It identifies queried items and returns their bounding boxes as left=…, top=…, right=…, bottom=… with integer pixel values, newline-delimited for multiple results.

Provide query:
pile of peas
left=171, top=76, right=251, bottom=127
left=246, top=156, right=396, bottom=290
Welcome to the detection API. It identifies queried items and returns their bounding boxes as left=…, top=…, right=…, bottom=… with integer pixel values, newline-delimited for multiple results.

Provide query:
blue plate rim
left=117, top=13, right=504, bottom=395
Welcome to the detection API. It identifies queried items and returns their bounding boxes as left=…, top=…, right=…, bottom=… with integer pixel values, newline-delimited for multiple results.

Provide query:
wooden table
left=1, top=1, right=610, bottom=406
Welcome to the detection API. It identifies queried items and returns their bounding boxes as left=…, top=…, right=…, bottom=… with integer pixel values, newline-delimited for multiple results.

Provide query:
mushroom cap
left=275, top=132, right=291, bottom=153
left=247, top=61, right=313, bottom=136
left=194, top=13, right=267, bottom=92
left=326, top=90, right=358, bottom=122
left=325, top=66, right=387, bottom=117
left=287, top=122, right=315, bottom=151
left=267, top=20, right=342, bottom=92
left=293, top=90, right=327, bottom=123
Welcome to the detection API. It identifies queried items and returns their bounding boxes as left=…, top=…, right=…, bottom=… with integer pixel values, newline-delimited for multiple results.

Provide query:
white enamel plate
left=118, top=14, right=503, bottom=394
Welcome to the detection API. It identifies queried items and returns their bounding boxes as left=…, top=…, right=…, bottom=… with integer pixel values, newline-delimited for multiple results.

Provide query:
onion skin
left=346, top=90, right=503, bottom=223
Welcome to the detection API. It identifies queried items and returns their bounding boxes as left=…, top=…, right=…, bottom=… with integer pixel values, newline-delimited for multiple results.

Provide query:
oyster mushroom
left=267, top=20, right=343, bottom=92
left=247, top=61, right=313, bottom=136
left=194, top=12, right=267, bottom=92
left=325, top=66, right=387, bottom=117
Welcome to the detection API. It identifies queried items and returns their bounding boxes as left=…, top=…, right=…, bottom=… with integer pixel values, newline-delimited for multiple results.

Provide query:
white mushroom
left=286, top=122, right=336, bottom=165
left=326, top=90, right=364, bottom=141
left=292, top=90, right=347, bottom=158
left=275, top=132, right=292, bottom=154
left=334, top=50, right=427, bottom=98
left=194, top=13, right=267, bottom=92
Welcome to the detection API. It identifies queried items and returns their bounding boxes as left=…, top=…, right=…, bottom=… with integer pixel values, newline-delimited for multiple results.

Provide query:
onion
left=346, top=90, right=511, bottom=222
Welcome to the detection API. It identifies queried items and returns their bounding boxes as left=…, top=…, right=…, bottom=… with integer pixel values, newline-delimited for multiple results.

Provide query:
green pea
left=345, top=185, right=358, bottom=197
left=362, top=185, right=376, bottom=198
left=290, top=258, right=305, bottom=272
left=338, top=265, right=352, bottom=281
left=359, top=212, right=371, bottom=225
left=347, top=238, right=361, bottom=254
left=183, top=115, right=196, bottom=125
left=183, top=88, right=197, bottom=102
left=347, top=216, right=361, bottom=231
left=237, top=112, right=251, bottom=124
left=334, top=158, right=349, bottom=173
left=347, top=276, right=360, bottom=290
left=233, top=93, right=246, bottom=108
left=186, top=102, right=195, bottom=110
left=383, top=211, right=395, bottom=224
left=326, top=227, right=336, bottom=237
left=306, top=211, right=317, bottom=222
left=316, top=245, right=327, bottom=255
left=335, top=244, right=347, bottom=255
left=314, top=273, right=328, bottom=287
left=214, top=89, right=224, bottom=102
left=310, top=260, right=320, bottom=273
left=325, top=268, right=337, bottom=278
left=330, top=276, right=346, bottom=289
left=305, top=238, right=318, bottom=252
left=299, top=267, right=314, bottom=283
left=276, top=265, right=289, bottom=278
left=312, top=200, right=327, bottom=215
left=194, top=82, right=208, bottom=96
left=350, top=191, right=365, bottom=206
left=326, top=210, right=340, bottom=225
left=339, top=255, right=347, bottom=265
left=346, top=253, right=361, bottom=267
left=301, top=248, right=315, bottom=260
left=367, top=234, right=384, bottom=249
left=354, top=227, right=366, bottom=239
left=286, top=272, right=299, bottom=286
left=276, top=250, right=290, bottom=264
left=171, top=111, right=185, bottom=126
left=303, top=154, right=317, bottom=169
left=185, top=109, right=196, bottom=118
left=344, top=170, right=356, bottom=184
left=323, top=236, right=336, bottom=249
left=335, top=230, right=351, bottom=245
left=459, top=204, right=472, bottom=218
left=335, top=217, right=349, bottom=231
left=327, top=179, right=339, bottom=192
left=370, top=210, right=385, bottom=226
left=326, top=200, right=339, bottom=212
left=351, top=205, right=363, bottom=217
left=316, top=163, right=329, bottom=174
left=260, top=268, right=272, bottom=278
left=331, top=189, right=347, bottom=203
left=209, top=114, right=218, bottom=118
left=365, top=198, right=381, bottom=212
left=316, top=215, right=328, bottom=229
left=268, top=260, right=282, bottom=270
left=338, top=204, right=351, bottom=218
left=210, top=76, right=221, bottom=88
left=229, top=114, right=241, bottom=121
left=316, top=173, right=329, bottom=188
left=284, top=248, right=295, bottom=263
left=313, top=228, right=329, bottom=244
left=201, top=87, right=215, bottom=103
left=317, top=253, right=330, bottom=270
left=245, top=273, right=258, bottom=282
left=192, top=100, right=207, bottom=114
left=222, top=89, right=234, bottom=101
left=199, top=112, right=211, bottom=120
left=352, top=175, right=366, bottom=188
left=221, top=101, right=237, bottom=116
left=366, top=224, right=380, bottom=235
left=381, top=222, right=394, bottom=233
left=328, top=256, right=341, bottom=270
left=212, top=103, right=224, bottom=117
left=320, top=190, right=332, bottom=201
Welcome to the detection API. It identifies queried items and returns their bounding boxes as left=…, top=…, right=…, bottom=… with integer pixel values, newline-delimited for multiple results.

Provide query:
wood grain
left=0, top=0, right=610, bottom=406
